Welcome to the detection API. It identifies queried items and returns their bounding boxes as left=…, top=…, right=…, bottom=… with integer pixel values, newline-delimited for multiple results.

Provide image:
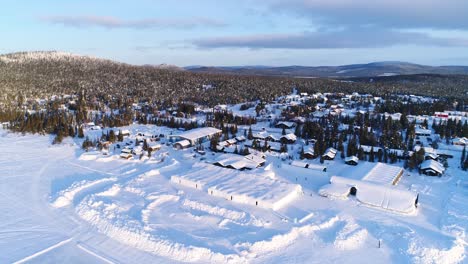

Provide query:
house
left=275, top=121, right=296, bottom=129
left=147, top=142, right=161, bottom=152
left=266, top=134, right=280, bottom=142
left=322, top=148, right=337, bottom=160
left=174, top=140, right=191, bottom=150
left=280, top=133, right=297, bottom=144
left=120, top=148, right=133, bottom=159
left=303, top=148, right=315, bottom=159
left=420, top=159, right=445, bottom=176
left=345, top=156, right=359, bottom=166
left=119, top=129, right=131, bottom=137
left=424, top=153, right=439, bottom=161
left=235, top=136, right=246, bottom=142
left=453, top=137, right=467, bottom=146
left=415, top=128, right=432, bottom=137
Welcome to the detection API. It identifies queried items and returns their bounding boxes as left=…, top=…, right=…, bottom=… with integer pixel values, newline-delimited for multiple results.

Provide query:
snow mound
left=334, top=221, right=368, bottom=250
left=76, top=196, right=245, bottom=263
left=408, top=237, right=466, bottom=264
left=52, top=178, right=117, bottom=208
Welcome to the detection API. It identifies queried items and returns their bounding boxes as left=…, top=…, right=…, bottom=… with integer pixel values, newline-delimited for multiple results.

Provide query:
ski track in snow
left=12, top=238, right=74, bottom=264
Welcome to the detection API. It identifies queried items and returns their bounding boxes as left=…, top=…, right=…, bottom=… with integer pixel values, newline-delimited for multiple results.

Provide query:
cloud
left=193, top=28, right=468, bottom=49
left=41, top=15, right=226, bottom=29
left=268, top=0, right=468, bottom=30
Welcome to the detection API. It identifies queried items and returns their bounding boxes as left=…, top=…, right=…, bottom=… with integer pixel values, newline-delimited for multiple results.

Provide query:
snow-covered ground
left=0, top=127, right=467, bottom=263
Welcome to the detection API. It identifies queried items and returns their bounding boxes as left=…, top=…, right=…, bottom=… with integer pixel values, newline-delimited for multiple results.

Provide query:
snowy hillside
left=0, top=51, right=108, bottom=64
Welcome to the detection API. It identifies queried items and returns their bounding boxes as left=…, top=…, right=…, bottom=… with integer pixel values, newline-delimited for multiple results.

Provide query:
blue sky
left=1, top=0, right=468, bottom=66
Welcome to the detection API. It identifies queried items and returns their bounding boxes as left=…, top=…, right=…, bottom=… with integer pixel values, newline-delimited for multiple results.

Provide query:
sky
left=1, top=0, right=468, bottom=66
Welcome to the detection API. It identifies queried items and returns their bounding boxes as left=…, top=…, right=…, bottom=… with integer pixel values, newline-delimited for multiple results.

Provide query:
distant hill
left=1, top=51, right=466, bottom=101
left=186, top=61, right=468, bottom=78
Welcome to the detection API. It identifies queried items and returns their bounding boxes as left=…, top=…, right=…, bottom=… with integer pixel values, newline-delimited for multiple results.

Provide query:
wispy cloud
left=268, top=0, right=468, bottom=30
left=194, top=28, right=468, bottom=49
left=41, top=15, right=226, bottom=29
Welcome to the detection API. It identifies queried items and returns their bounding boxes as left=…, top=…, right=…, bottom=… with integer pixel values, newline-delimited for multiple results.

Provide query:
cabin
left=424, top=153, right=439, bottom=161
left=275, top=121, right=296, bottom=129
left=420, top=160, right=445, bottom=176
left=345, top=156, right=359, bottom=166
left=322, top=148, right=337, bottom=160
left=174, top=139, right=191, bottom=150
left=119, top=129, right=131, bottom=137
left=147, top=142, right=161, bottom=152
left=453, top=137, right=467, bottom=146
left=303, top=148, right=315, bottom=159
left=280, top=133, right=297, bottom=144
left=120, top=148, right=133, bottom=159
left=415, top=128, right=432, bottom=137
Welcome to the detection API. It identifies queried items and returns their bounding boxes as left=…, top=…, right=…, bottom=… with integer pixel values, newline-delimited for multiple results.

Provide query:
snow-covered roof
left=290, top=160, right=326, bottom=171
left=276, top=121, right=295, bottom=128
left=453, top=137, right=467, bottom=145
left=214, top=154, right=263, bottom=169
left=171, top=163, right=302, bottom=210
left=281, top=133, right=297, bottom=141
left=345, top=156, right=359, bottom=163
left=176, top=127, right=221, bottom=142
left=320, top=176, right=418, bottom=214
left=175, top=139, right=191, bottom=147
left=362, top=163, right=404, bottom=186
left=420, top=160, right=445, bottom=174
left=415, top=128, right=432, bottom=135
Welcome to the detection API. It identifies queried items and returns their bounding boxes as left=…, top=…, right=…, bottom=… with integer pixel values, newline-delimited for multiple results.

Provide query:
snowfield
left=0, top=127, right=467, bottom=263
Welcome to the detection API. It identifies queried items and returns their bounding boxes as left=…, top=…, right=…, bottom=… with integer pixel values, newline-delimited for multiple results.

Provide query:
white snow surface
left=0, top=126, right=467, bottom=263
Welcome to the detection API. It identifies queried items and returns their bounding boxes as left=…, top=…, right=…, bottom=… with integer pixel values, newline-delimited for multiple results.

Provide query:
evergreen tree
left=369, top=146, right=375, bottom=162
left=52, top=130, right=63, bottom=144
left=77, top=126, right=84, bottom=138
left=210, top=136, right=219, bottom=151
left=117, top=130, right=124, bottom=141
left=109, top=130, right=116, bottom=142
left=294, top=124, right=301, bottom=138
left=461, top=146, right=466, bottom=170
left=248, top=126, right=253, bottom=140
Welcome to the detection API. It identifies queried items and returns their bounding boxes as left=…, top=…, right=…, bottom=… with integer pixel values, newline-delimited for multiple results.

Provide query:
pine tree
left=248, top=126, right=253, bottom=140
left=369, top=146, right=375, bottom=162
left=461, top=146, right=466, bottom=170
left=52, top=130, right=63, bottom=144
left=109, top=130, right=116, bottom=142
left=78, top=126, right=84, bottom=138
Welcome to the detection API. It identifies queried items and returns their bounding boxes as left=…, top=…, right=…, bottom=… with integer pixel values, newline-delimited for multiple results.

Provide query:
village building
left=344, top=156, right=359, bottom=166
left=453, top=137, right=467, bottom=146
left=322, top=147, right=337, bottom=160
left=169, top=127, right=222, bottom=147
left=420, top=160, right=445, bottom=176
left=290, top=160, right=327, bottom=172
left=319, top=163, right=417, bottom=214
left=280, top=133, right=297, bottom=144
left=275, top=121, right=296, bottom=129
left=174, top=139, right=191, bottom=150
